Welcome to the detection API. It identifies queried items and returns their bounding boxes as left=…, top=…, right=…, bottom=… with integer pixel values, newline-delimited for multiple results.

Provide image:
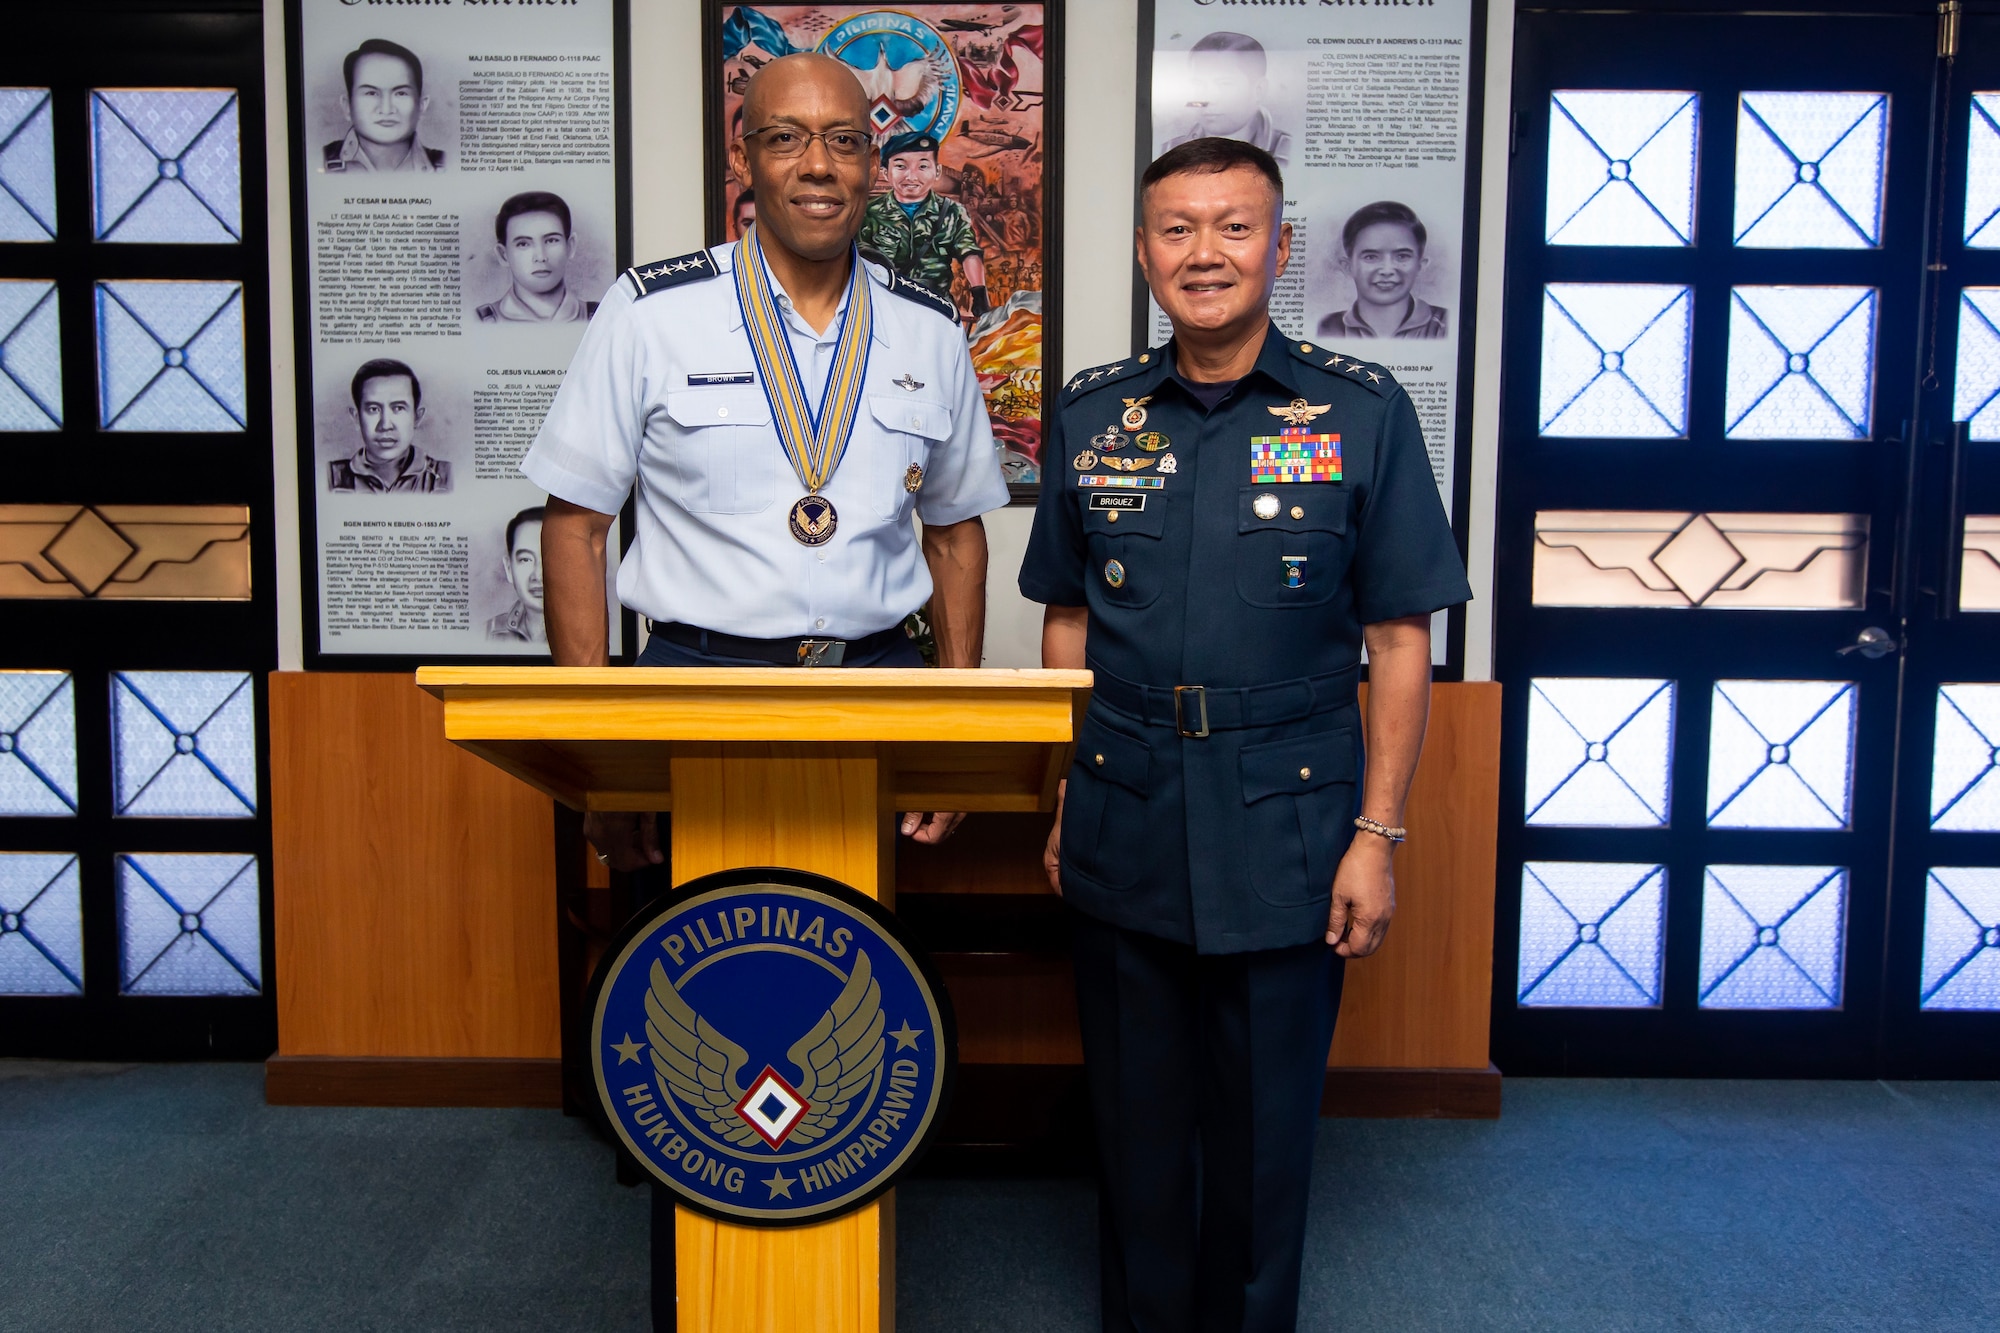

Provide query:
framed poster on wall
left=285, top=0, right=633, bottom=667
left=702, top=2, right=1063, bottom=495
left=1135, top=0, right=1486, bottom=676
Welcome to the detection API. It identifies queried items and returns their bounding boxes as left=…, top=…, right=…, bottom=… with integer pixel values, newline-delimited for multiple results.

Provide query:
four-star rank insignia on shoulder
left=1061, top=350, right=1158, bottom=403
left=590, top=867, right=955, bottom=1225
left=626, top=250, right=719, bottom=298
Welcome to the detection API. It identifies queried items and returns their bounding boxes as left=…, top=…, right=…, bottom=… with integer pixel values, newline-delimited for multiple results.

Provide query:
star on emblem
left=642, top=267, right=666, bottom=280
left=1067, top=377, right=1085, bottom=392
left=1366, top=371, right=1384, bottom=383
left=1326, top=356, right=1346, bottom=370
left=889, top=1020, right=924, bottom=1052
left=1104, top=364, right=1125, bottom=376
left=611, top=1033, right=645, bottom=1064
left=1268, top=397, right=1332, bottom=427
left=1087, top=369, right=1106, bottom=381
left=764, top=1169, right=796, bottom=1200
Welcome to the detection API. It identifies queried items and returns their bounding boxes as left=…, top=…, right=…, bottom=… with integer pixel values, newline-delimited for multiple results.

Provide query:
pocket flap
left=666, top=388, right=772, bottom=428
left=1077, top=713, right=1151, bottom=795
left=870, top=393, right=953, bottom=441
left=1238, top=486, right=1349, bottom=535
left=1239, top=729, right=1357, bottom=804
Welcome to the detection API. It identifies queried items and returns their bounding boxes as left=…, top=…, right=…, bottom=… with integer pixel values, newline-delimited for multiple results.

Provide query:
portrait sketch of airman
left=323, top=39, right=446, bottom=174
left=328, top=358, right=453, bottom=494
left=474, top=192, right=598, bottom=324
left=1161, top=32, right=1292, bottom=171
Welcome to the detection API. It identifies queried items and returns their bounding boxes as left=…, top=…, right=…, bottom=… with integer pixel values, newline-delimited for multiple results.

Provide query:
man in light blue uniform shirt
left=523, top=54, right=1009, bottom=873
left=528, top=58, right=1007, bottom=1328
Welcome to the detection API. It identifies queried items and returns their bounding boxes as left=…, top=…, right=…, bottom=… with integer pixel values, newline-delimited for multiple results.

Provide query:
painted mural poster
left=714, top=4, right=1052, bottom=486
left=293, top=0, right=623, bottom=658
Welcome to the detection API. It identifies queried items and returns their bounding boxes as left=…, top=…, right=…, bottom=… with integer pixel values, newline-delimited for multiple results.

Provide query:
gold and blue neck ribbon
left=733, top=226, right=873, bottom=496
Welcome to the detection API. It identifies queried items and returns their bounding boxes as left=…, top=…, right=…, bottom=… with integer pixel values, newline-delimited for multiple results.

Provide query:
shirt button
left=1106, top=511, right=1119, bottom=524
left=1291, top=506, right=1304, bottom=520
left=815, top=618, right=826, bottom=629
left=716, top=406, right=729, bottom=418
left=1300, top=767, right=1312, bottom=780
left=1094, top=753, right=1105, bottom=766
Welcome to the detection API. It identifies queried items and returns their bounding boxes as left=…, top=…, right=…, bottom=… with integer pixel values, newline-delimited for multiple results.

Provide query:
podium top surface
left=415, top=666, right=1093, bottom=744
left=416, top=667, right=1094, bottom=813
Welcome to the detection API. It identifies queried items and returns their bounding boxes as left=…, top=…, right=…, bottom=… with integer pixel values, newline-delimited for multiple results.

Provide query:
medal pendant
left=789, top=494, right=838, bottom=546
left=904, top=463, right=925, bottom=493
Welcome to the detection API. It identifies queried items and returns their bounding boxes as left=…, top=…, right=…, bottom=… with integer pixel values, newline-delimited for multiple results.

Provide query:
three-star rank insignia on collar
left=1288, top=341, right=1397, bottom=397
left=626, top=250, right=718, bottom=298
left=1061, top=351, right=1156, bottom=402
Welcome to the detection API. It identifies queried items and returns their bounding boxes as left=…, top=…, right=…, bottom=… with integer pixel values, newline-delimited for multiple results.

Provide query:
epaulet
left=1058, top=350, right=1158, bottom=401
left=1287, top=339, right=1398, bottom=397
left=881, top=271, right=959, bottom=323
left=624, top=250, right=719, bottom=299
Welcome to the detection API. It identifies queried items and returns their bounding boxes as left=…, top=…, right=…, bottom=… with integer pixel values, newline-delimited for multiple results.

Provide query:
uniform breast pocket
left=1239, top=729, right=1358, bottom=908
left=1063, top=713, right=1152, bottom=892
left=664, top=388, right=776, bottom=514
left=1235, top=485, right=1352, bottom=608
left=866, top=393, right=952, bottom=519
left=1080, top=491, right=1169, bottom=609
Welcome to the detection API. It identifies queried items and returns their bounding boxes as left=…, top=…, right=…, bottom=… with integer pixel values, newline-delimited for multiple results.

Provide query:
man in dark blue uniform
left=1019, top=138, right=1471, bottom=1331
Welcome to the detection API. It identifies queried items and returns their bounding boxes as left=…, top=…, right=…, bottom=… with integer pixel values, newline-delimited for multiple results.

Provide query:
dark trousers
left=632, top=624, right=922, bottom=1333
left=1071, top=910, right=1345, bottom=1333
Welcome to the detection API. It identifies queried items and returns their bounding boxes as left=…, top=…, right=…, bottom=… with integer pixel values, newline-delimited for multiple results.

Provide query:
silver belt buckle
left=797, top=638, right=846, bottom=667
left=1174, top=685, right=1209, bottom=738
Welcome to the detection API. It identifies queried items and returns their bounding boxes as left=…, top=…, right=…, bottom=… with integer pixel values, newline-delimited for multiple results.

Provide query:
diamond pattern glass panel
left=0, top=279, right=60, bottom=430
left=1931, top=684, right=2000, bottom=832
left=1518, top=863, right=1666, bottom=1008
left=1965, top=94, right=2000, bottom=248
left=1734, top=92, right=1887, bottom=248
left=1700, top=865, right=1847, bottom=1009
left=0, top=853, right=81, bottom=995
left=91, top=89, right=240, bottom=244
left=1546, top=91, right=1699, bottom=246
left=1540, top=284, right=1692, bottom=437
left=117, top=852, right=260, bottom=995
left=1921, top=868, right=2000, bottom=1011
left=1533, top=511, right=1869, bottom=609
left=0, top=89, right=56, bottom=242
left=1964, top=517, right=2000, bottom=613
left=1525, top=679, right=1674, bottom=827
left=1955, top=289, right=2000, bottom=441
left=1725, top=286, right=1877, bottom=439
left=95, top=280, right=245, bottom=432
left=111, top=671, right=255, bottom=817
left=1708, top=680, right=1856, bottom=829
left=0, top=671, right=75, bottom=815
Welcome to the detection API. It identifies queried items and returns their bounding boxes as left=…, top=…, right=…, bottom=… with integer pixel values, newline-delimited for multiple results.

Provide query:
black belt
left=646, top=620, right=908, bottom=667
left=1090, top=664, right=1359, bottom=737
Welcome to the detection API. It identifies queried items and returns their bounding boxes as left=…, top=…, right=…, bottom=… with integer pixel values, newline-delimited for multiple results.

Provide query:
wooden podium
left=416, top=666, right=1093, bottom=1333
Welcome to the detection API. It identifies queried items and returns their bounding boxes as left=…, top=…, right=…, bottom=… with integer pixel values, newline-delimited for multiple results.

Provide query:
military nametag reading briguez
left=591, top=868, right=955, bottom=1225
left=688, top=372, right=756, bottom=386
left=1088, top=493, right=1147, bottom=511
left=1250, top=430, right=1343, bottom=484
left=1078, top=475, right=1165, bottom=489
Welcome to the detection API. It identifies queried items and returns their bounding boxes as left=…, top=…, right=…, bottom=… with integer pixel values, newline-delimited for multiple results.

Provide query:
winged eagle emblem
left=855, top=45, right=954, bottom=123
left=1269, top=397, right=1332, bottom=428
left=645, top=949, right=887, bottom=1148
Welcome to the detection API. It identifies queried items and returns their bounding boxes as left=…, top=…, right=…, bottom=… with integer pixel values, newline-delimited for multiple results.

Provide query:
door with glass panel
left=1493, top=2, right=1997, bottom=1076
left=0, top=1, right=276, bottom=1058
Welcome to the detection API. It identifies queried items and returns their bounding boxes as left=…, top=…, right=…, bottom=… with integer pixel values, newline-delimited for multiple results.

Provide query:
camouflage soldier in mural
left=859, top=131, right=990, bottom=318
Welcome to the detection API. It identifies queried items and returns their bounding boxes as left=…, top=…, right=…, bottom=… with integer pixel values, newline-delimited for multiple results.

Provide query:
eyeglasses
left=743, top=125, right=871, bottom=160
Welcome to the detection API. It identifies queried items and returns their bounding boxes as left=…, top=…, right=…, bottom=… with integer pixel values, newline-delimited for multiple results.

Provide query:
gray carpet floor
left=2, top=1062, right=1995, bottom=1331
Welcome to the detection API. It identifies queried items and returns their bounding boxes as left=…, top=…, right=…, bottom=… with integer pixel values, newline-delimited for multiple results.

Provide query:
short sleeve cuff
left=1355, top=577, right=1474, bottom=626
left=520, top=449, right=629, bottom=516
left=914, top=473, right=1010, bottom=527
left=1018, top=570, right=1085, bottom=607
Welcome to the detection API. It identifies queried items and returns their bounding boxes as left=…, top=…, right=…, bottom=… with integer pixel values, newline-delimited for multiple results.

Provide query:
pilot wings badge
left=1269, top=397, right=1332, bottom=427
left=591, top=868, right=955, bottom=1224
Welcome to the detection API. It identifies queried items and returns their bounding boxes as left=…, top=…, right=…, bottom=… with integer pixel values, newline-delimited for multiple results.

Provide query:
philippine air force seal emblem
left=590, top=868, right=955, bottom=1224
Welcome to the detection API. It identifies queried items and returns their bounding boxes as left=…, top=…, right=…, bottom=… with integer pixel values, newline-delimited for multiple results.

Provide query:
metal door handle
left=1837, top=626, right=1897, bottom=659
